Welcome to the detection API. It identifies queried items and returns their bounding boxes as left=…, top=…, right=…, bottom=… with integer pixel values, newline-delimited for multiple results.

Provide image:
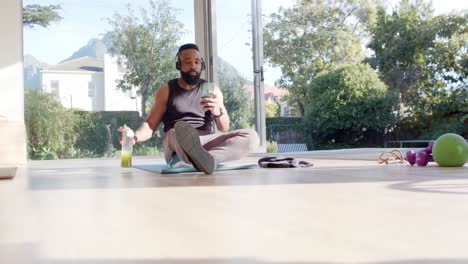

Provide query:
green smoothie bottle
left=121, top=130, right=134, bottom=168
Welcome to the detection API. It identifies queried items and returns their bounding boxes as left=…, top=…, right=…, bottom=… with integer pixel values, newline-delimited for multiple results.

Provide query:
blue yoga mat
left=133, top=162, right=257, bottom=174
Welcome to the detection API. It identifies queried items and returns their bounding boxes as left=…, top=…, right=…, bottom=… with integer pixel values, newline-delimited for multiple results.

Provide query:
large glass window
left=23, top=0, right=195, bottom=160
left=88, top=81, right=95, bottom=97
left=261, top=0, right=468, bottom=149
left=22, top=0, right=468, bottom=160
left=50, top=80, right=59, bottom=96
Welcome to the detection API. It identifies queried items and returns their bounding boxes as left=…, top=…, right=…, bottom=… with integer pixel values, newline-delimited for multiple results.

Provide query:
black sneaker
left=174, top=121, right=216, bottom=174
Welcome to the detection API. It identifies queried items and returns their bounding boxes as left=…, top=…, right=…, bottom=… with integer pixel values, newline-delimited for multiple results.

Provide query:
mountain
left=25, top=31, right=251, bottom=90
left=23, top=54, right=48, bottom=89
left=60, top=32, right=113, bottom=63
left=217, top=56, right=250, bottom=84
left=60, top=38, right=109, bottom=63
left=101, top=32, right=113, bottom=49
left=24, top=33, right=112, bottom=90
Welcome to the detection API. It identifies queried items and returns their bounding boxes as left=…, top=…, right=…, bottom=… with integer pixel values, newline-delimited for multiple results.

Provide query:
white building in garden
left=40, top=54, right=141, bottom=114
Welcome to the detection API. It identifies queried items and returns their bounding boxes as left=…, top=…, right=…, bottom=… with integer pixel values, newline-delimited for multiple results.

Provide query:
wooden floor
left=1, top=148, right=468, bottom=264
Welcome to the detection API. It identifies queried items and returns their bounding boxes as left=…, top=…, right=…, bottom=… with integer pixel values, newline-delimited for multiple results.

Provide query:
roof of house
left=265, top=92, right=280, bottom=103
left=43, top=56, right=104, bottom=72
left=243, top=84, right=288, bottom=102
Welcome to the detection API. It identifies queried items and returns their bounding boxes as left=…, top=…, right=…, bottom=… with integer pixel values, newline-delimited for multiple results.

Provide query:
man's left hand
left=200, top=87, right=224, bottom=116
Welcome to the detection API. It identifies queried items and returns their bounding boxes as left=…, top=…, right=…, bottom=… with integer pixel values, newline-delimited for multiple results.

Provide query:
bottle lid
left=124, top=130, right=134, bottom=138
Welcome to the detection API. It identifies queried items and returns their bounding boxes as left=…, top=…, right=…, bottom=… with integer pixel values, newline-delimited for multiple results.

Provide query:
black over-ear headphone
left=175, top=43, right=206, bottom=71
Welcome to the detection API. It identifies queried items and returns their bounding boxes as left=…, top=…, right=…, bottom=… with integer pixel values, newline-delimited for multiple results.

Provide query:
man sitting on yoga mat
left=118, top=43, right=259, bottom=174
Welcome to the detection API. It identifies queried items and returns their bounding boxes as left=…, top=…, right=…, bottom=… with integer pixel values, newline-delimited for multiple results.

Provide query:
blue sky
left=23, top=0, right=467, bottom=85
left=23, top=0, right=292, bottom=84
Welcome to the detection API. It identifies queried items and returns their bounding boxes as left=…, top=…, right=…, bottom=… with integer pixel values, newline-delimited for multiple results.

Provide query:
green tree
left=264, top=0, right=379, bottom=116
left=367, top=0, right=467, bottom=138
left=217, top=57, right=254, bottom=129
left=367, top=0, right=434, bottom=104
left=265, top=101, right=280, bottom=117
left=107, top=0, right=183, bottom=116
left=23, top=4, right=62, bottom=28
left=25, top=90, right=77, bottom=160
left=304, top=64, right=398, bottom=146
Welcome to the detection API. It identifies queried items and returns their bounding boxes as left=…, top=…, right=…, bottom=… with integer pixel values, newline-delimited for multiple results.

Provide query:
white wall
left=0, top=0, right=27, bottom=167
left=103, top=54, right=140, bottom=113
left=41, top=71, right=104, bottom=111
left=40, top=55, right=141, bottom=113
left=0, top=0, right=23, bottom=121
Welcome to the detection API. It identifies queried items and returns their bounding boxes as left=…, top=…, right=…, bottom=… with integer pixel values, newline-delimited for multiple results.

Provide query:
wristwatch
left=212, top=108, right=224, bottom=118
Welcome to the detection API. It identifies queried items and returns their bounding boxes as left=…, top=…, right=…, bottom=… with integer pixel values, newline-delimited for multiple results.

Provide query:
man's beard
left=180, top=70, right=201, bottom=85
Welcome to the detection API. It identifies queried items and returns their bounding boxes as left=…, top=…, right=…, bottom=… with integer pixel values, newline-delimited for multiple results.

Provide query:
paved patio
left=1, top=148, right=467, bottom=263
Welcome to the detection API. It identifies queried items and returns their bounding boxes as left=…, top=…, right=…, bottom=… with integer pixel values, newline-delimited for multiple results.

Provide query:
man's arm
left=131, top=84, right=169, bottom=143
left=134, top=84, right=169, bottom=142
left=212, top=104, right=230, bottom=132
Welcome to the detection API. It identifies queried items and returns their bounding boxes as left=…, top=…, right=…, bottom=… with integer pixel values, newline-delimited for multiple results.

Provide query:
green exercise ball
left=432, top=133, right=468, bottom=167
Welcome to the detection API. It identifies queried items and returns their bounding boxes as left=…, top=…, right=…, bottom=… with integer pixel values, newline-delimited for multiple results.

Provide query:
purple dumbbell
left=428, top=154, right=434, bottom=162
left=406, top=150, right=416, bottom=166
left=423, top=147, right=432, bottom=155
left=416, top=150, right=429, bottom=166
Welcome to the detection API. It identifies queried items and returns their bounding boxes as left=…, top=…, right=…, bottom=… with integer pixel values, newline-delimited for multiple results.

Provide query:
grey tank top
left=162, top=78, right=213, bottom=133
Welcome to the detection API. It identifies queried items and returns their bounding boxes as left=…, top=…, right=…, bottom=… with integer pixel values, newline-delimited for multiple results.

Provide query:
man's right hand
left=117, top=124, right=136, bottom=145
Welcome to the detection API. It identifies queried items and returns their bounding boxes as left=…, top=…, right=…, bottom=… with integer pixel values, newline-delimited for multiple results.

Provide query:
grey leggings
left=163, top=128, right=259, bottom=164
